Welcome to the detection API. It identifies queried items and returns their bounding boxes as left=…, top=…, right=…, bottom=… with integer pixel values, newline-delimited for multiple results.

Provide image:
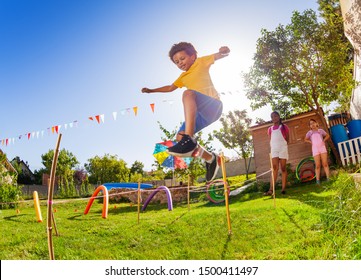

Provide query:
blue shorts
left=178, top=91, right=223, bottom=134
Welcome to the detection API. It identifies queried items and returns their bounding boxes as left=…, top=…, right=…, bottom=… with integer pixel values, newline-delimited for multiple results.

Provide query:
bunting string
left=0, top=101, right=170, bottom=147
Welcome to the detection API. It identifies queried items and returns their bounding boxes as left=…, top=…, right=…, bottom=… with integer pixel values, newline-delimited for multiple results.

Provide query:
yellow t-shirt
left=173, top=55, right=219, bottom=100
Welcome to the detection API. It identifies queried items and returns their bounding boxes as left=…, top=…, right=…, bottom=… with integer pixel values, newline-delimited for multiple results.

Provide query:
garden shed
left=249, top=111, right=328, bottom=183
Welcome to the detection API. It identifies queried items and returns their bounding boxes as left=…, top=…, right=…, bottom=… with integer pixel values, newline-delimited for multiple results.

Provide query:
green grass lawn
left=1, top=176, right=360, bottom=260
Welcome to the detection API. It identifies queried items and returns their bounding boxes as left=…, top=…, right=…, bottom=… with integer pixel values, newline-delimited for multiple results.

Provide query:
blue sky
left=0, top=0, right=320, bottom=172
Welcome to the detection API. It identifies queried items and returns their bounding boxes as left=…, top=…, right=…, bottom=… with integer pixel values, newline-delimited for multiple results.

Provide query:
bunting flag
left=0, top=101, right=170, bottom=146
left=95, top=115, right=101, bottom=123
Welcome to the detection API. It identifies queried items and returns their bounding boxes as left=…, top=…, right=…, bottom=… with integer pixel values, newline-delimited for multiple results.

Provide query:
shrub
left=0, top=183, right=22, bottom=209
left=321, top=171, right=361, bottom=259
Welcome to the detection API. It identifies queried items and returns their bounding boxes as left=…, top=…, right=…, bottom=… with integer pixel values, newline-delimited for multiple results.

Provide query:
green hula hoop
left=296, top=157, right=316, bottom=181
left=206, top=179, right=230, bottom=204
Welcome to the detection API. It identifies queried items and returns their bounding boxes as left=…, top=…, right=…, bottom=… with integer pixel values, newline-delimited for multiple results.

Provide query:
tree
left=85, top=154, right=130, bottom=184
left=213, top=109, right=253, bottom=179
left=317, top=0, right=355, bottom=112
left=41, top=149, right=79, bottom=174
left=129, top=160, right=145, bottom=182
left=41, top=149, right=79, bottom=196
left=243, top=9, right=354, bottom=162
left=0, top=153, right=22, bottom=208
left=130, top=161, right=144, bottom=176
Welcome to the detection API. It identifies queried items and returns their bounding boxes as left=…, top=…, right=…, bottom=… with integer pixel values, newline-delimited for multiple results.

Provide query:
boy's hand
left=219, top=46, right=230, bottom=55
left=142, top=87, right=151, bottom=93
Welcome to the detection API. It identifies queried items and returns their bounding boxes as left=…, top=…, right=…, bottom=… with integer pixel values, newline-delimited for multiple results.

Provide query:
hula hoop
left=296, top=157, right=316, bottom=182
left=299, top=168, right=315, bottom=182
left=206, top=179, right=230, bottom=204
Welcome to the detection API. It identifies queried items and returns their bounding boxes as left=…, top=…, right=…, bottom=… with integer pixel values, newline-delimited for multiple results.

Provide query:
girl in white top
left=264, top=111, right=290, bottom=196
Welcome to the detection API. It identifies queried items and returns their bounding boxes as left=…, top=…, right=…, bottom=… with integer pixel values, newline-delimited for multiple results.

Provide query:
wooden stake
left=187, top=174, right=190, bottom=211
left=137, top=181, right=141, bottom=224
left=52, top=212, right=59, bottom=236
left=47, top=133, right=62, bottom=260
left=269, top=153, right=276, bottom=208
left=220, top=153, right=232, bottom=235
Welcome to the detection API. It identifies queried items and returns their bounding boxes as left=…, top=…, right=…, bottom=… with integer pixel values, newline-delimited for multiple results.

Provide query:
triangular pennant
left=51, top=127, right=55, bottom=134
left=41, top=130, right=44, bottom=137
left=112, top=112, right=117, bottom=121
left=133, top=106, right=138, bottom=116
left=150, top=103, right=155, bottom=113
left=27, top=133, right=31, bottom=140
left=55, top=126, right=59, bottom=134
left=100, top=114, right=105, bottom=123
left=6, top=139, right=8, bottom=146
left=89, top=116, right=94, bottom=121
left=95, top=115, right=100, bottom=123
left=36, top=131, right=40, bottom=138
left=32, top=132, right=35, bottom=138
left=64, top=124, right=68, bottom=130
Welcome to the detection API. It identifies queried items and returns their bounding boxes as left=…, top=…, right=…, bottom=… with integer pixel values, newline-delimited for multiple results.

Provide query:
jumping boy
left=142, top=42, right=230, bottom=182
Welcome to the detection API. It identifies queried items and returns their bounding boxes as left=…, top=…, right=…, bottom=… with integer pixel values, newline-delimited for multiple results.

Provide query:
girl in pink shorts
left=304, top=119, right=330, bottom=184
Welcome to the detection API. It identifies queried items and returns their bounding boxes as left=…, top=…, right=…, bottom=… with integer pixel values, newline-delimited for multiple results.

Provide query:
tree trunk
left=243, top=157, right=249, bottom=180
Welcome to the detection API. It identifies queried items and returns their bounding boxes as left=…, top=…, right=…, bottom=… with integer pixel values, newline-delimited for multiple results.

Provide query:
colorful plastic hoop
left=206, top=179, right=230, bottom=204
left=33, top=191, right=43, bottom=222
left=296, top=157, right=316, bottom=182
left=84, top=185, right=109, bottom=219
left=141, top=186, right=173, bottom=211
left=299, top=168, right=315, bottom=182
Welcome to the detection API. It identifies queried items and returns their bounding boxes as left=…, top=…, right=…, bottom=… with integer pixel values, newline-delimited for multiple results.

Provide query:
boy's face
left=172, top=51, right=196, bottom=71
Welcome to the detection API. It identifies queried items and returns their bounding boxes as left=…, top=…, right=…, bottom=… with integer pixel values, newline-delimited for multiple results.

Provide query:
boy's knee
left=182, top=90, right=195, bottom=99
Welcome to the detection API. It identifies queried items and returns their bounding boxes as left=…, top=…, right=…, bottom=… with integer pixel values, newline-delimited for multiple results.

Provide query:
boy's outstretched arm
left=214, top=46, right=230, bottom=60
left=141, top=84, right=177, bottom=93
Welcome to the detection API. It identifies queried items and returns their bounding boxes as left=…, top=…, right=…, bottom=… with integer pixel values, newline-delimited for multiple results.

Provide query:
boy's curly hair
left=169, top=42, right=197, bottom=62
